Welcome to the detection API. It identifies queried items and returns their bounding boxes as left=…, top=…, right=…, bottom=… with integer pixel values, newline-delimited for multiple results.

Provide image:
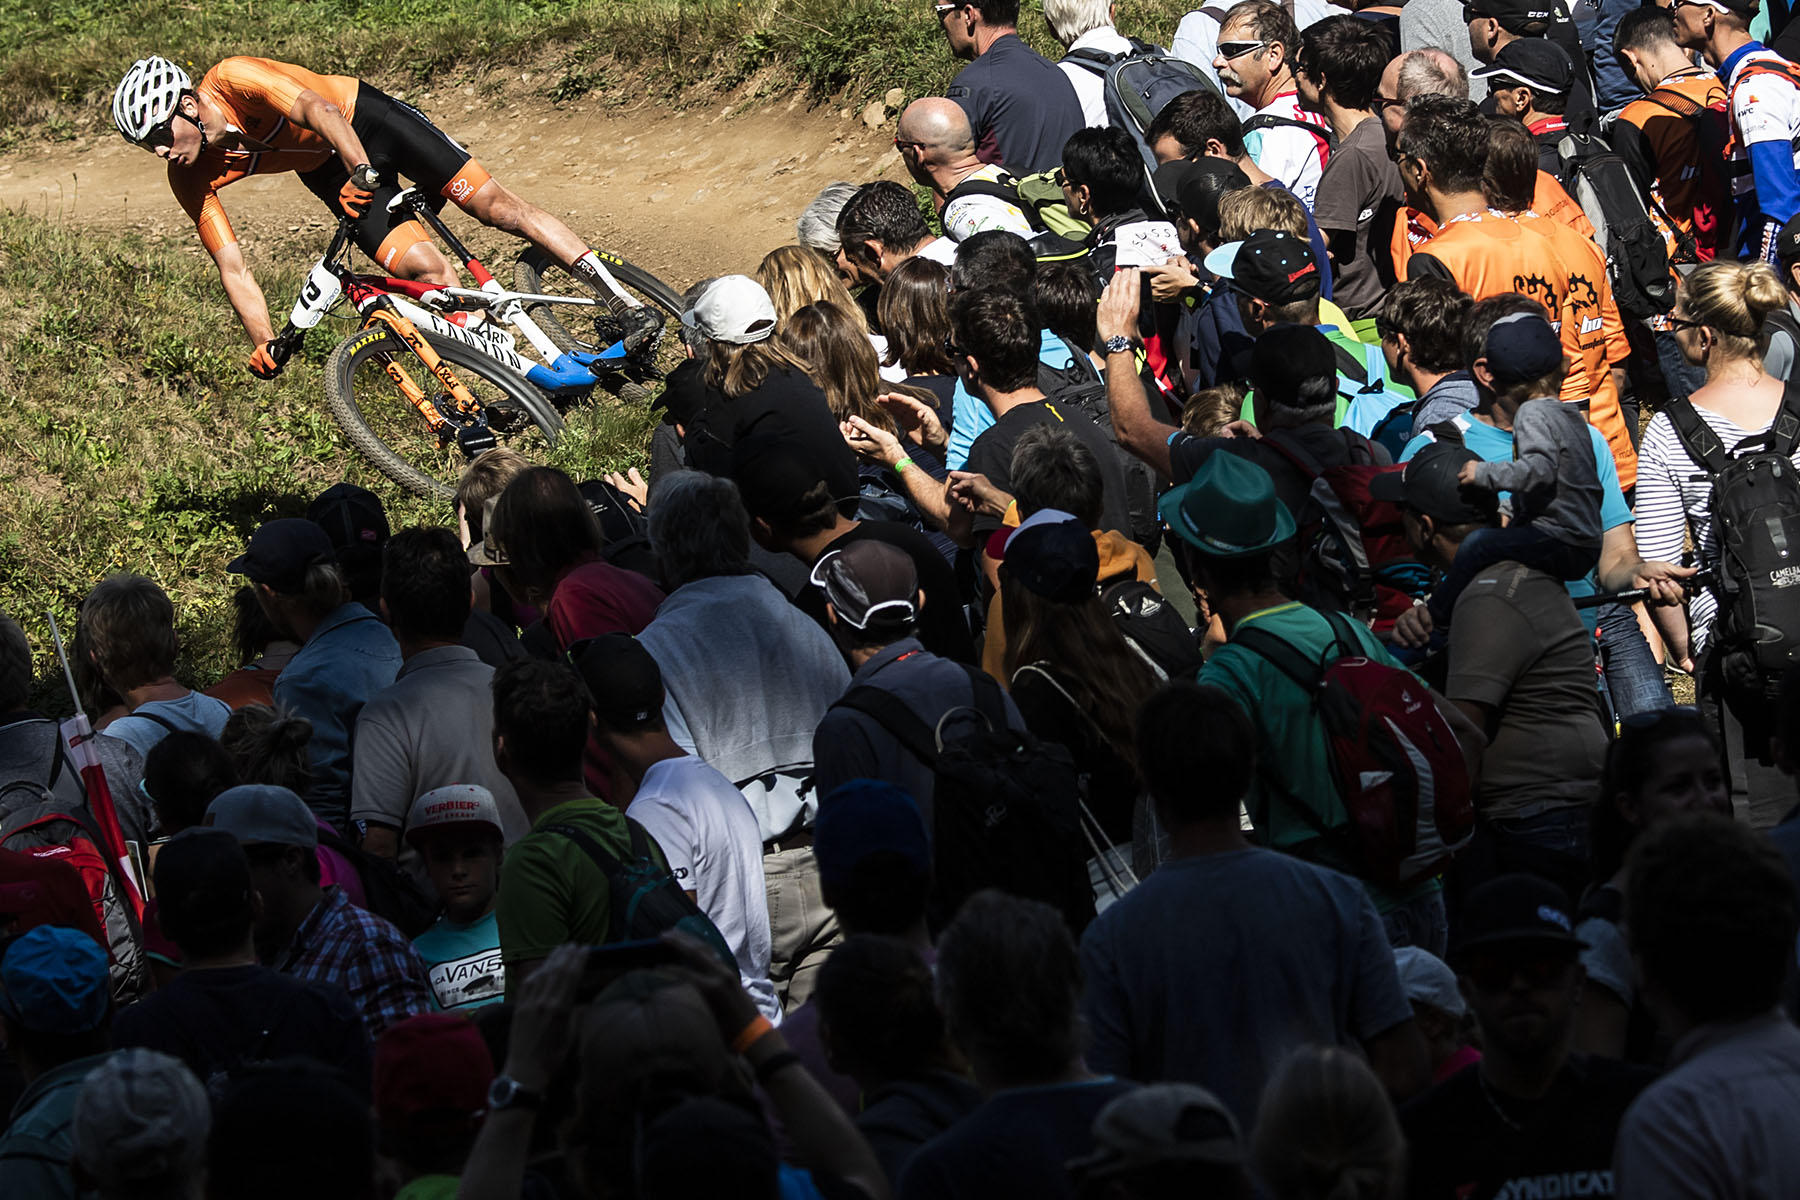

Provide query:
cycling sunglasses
left=934, top=2, right=967, bottom=15
left=1461, top=949, right=1577, bottom=993
left=943, top=333, right=967, bottom=361
left=1217, top=39, right=1271, bottom=60
left=139, top=113, right=180, bottom=150
left=1665, top=315, right=1706, bottom=332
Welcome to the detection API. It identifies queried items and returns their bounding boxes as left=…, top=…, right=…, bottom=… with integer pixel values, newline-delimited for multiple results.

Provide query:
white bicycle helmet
left=113, top=56, right=191, bottom=142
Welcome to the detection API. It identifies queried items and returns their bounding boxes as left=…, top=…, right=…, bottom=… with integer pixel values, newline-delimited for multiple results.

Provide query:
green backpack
left=945, top=169, right=1093, bottom=242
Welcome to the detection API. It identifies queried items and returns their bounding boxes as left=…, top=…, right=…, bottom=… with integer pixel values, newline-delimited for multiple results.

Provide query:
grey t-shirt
left=1080, top=846, right=1412, bottom=1124
left=1400, top=0, right=1487, bottom=102
left=1310, top=116, right=1404, bottom=321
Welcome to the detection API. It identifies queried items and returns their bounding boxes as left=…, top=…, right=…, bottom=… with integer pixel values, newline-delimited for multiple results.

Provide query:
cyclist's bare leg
left=444, top=165, right=643, bottom=317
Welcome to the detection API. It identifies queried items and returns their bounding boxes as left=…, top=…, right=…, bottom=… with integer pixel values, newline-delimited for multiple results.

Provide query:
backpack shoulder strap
left=1320, top=609, right=1369, bottom=658
left=126, top=710, right=182, bottom=735
left=1329, top=340, right=1369, bottom=387
left=1647, top=86, right=1703, bottom=119
left=1057, top=334, right=1100, bottom=379
left=945, top=176, right=1023, bottom=206
left=1770, top=369, right=1800, bottom=459
left=544, top=821, right=628, bottom=878
left=962, top=666, right=1013, bottom=729
left=1229, top=624, right=1325, bottom=695
left=831, top=686, right=943, bottom=767
left=1664, top=396, right=1732, bottom=477
left=1061, top=47, right=1114, bottom=73
left=1200, top=3, right=1235, bottom=22
left=1257, top=430, right=1325, bottom=480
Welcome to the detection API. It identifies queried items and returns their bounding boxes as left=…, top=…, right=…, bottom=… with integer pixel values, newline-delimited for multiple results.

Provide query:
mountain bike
left=267, top=188, right=683, bottom=501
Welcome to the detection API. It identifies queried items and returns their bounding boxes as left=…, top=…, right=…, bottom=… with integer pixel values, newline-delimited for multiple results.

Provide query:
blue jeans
left=1654, top=327, right=1708, bottom=407
left=1381, top=889, right=1449, bottom=958
left=1453, top=806, right=1592, bottom=911
left=1595, top=602, right=1672, bottom=721
left=1428, top=526, right=1602, bottom=626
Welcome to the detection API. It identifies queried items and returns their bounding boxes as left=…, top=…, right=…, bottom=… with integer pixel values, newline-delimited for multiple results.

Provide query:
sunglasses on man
left=1216, top=39, right=1271, bottom=60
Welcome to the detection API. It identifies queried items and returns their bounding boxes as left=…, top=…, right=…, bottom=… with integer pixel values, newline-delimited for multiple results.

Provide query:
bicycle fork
left=362, top=299, right=496, bottom=454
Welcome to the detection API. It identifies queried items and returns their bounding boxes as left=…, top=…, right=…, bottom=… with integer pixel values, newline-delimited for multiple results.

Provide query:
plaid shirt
left=271, top=886, right=431, bottom=1039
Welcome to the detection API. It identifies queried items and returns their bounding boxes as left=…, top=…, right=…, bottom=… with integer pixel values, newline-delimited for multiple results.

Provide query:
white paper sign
left=1112, top=220, right=1183, bottom=268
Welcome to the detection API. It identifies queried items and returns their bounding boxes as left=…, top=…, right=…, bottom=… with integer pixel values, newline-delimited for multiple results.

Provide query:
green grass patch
left=0, top=208, right=656, bottom=710
left=0, top=0, right=1195, bottom=148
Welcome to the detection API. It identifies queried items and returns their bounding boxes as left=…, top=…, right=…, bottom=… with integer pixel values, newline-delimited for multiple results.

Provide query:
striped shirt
left=1635, top=402, right=1800, bottom=653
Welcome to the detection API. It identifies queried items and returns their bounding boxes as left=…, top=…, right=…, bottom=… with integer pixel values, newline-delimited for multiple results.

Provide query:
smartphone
left=577, top=938, right=682, bottom=997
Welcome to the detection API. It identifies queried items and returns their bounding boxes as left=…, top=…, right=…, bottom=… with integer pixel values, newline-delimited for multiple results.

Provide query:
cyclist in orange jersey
left=1483, top=118, right=1637, bottom=490
left=1396, top=97, right=1639, bottom=489
left=113, top=56, right=660, bottom=378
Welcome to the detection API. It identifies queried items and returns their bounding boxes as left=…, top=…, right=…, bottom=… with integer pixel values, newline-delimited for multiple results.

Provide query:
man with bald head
left=1378, top=48, right=1468, bottom=145
left=897, top=97, right=1037, bottom=242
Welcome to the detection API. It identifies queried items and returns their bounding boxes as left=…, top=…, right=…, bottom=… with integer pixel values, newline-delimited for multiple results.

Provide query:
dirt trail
left=0, top=87, right=910, bottom=288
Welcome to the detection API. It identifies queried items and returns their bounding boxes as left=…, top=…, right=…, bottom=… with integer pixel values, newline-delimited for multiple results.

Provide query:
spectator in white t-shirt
left=1043, top=0, right=1137, bottom=127
left=572, top=632, right=781, bottom=1022
left=1211, top=0, right=1333, bottom=208
left=79, top=574, right=230, bottom=760
left=1173, top=0, right=1338, bottom=111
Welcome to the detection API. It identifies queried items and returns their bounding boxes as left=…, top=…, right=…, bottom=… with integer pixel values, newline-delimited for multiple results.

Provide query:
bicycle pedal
left=456, top=424, right=498, bottom=458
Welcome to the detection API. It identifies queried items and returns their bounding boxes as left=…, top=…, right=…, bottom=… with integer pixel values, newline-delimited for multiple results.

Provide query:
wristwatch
left=487, top=1074, right=544, bottom=1112
left=1102, top=334, right=1135, bottom=355
left=349, top=162, right=381, bottom=192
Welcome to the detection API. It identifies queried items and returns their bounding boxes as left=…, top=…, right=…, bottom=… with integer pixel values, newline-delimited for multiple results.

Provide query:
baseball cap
left=1203, top=230, right=1320, bottom=305
left=1471, top=37, right=1574, bottom=95
left=680, top=274, right=777, bottom=345
left=1152, top=157, right=1251, bottom=236
left=1161, top=452, right=1297, bottom=559
left=1242, top=323, right=1339, bottom=412
left=204, top=783, right=319, bottom=849
left=306, top=482, right=390, bottom=553
left=1778, top=213, right=1800, bottom=266
left=1482, top=312, right=1565, bottom=384
left=0, top=924, right=111, bottom=1034
left=1368, top=441, right=1499, bottom=524
left=1000, top=513, right=1100, bottom=603
left=1393, top=945, right=1467, bottom=1018
left=374, top=1013, right=494, bottom=1135
left=814, top=779, right=932, bottom=891
left=405, top=784, right=506, bottom=848
left=1449, top=874, right=1586, bottom=967
left=1068, top=1084, right=1245, bottom=1182
left=732, top=431, right=831, bottom=523
left=1464, top=0, right=1558, bottom=34
left=227, top=518, right=337, bottom=594
left=810, top=539, right=920, bottom=631
left=70, top=1049, right=210, bottom=1191
left=570, top=633, right=666, bottom=732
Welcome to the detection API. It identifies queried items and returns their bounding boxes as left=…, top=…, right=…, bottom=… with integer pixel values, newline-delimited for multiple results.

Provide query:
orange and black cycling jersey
left=168, top=57, right=362, bottom=254
left=1407, top=209, right=1638, bottom=489
left=1389, top=173, right=1593, bottom=281
left=1613, top=73, right=1734, bottom=263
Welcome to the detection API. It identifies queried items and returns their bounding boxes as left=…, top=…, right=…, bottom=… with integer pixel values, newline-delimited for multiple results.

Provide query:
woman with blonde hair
left=1250, top=1046, right=1405, bottom=1200
left=1638, top=259, right=1799, bottom=826
left=757, top=243, right=903, bottom=380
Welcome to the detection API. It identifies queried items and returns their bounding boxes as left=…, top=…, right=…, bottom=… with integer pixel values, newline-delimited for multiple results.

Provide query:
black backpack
left=1061, top=37, right=1220, bottom=212
left=1036, top=339, right=1162, bottom=553
left=315, top=825, right=440, bottom=939
left=1666, top=377, right=1800, bottom=697
left=1557, top=124, right=1675, bottom=317
left=546, top=818, right=736, bottom=966
left=1101, top=574, right=1202, bottom=681
left=829, top=667, right=1097, bottom=935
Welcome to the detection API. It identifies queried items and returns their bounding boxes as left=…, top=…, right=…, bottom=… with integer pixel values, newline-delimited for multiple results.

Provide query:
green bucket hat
left=1160, top=452, right=1297, bottom=558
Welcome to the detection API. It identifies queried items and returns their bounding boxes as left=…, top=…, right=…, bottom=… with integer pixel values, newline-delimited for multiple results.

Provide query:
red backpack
left=1234, top=609, right=1474, bottom=887
left=1260, top=432, right=1432, bottom=635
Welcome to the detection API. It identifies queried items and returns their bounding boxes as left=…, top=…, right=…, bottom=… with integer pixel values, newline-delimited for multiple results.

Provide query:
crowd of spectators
left=14, top=0, right=1800, bottom=1195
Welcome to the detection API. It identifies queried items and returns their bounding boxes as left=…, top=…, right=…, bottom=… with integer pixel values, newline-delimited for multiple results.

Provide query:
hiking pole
left=46, top=609, right=146, bottom=914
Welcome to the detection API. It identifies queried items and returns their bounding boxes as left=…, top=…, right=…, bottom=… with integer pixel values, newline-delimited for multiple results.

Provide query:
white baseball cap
left=405, top=784, right=505, bottom=847
left=679, top=274, right=777, bottom=344
left=1393, top=945, right=1466, bottom=1018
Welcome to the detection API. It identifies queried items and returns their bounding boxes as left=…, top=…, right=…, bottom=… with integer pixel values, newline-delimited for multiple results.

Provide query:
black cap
left=1245, top=323, right=1338, bottom=411
left=1203, top=230, right=1320, bottom=305
left=1471, top=37, right=1575, bottom=95
left=1369, top=441, right=1500, bottom=524
left=731, top=432, right=831, bottom=523
left=1777, top=213, right=1800, bottom=266
left=1000, top=514, right=1100, bottom=602
left=570, top=633, right=666, bottom=732
left=810, top=540, right=920, bottom=632
left=1449, top=874, right=1586, bottom=967
left=227, top=518, right=337, bottom=594
left=1152, top=156, right=1251, bottom=237
left=1483, top=312, right=1564, bottom=384
left=306, top=483, right=390, bottom=553
left=1464, top=0, right=1559, bottom=35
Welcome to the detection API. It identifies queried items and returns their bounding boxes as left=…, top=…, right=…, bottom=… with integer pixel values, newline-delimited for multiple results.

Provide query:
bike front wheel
left=514, top=247, right=685, bottom=399
left=323, top=324, right=564, bottom=502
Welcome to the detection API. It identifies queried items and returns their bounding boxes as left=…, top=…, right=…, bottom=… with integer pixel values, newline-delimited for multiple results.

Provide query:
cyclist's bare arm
left=286, top=87, right=374, bottom=173
left=212, top=241, right=277, bottom=348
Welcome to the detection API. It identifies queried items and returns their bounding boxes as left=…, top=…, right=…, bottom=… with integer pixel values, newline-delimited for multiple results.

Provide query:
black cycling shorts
left=297, top=84, right=481, bottom=264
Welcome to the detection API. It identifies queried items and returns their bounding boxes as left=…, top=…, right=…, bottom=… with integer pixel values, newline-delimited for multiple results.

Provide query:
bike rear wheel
left=324, top=325, right=563, bottom=502
left=513, top=247, right=685, bottom=401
